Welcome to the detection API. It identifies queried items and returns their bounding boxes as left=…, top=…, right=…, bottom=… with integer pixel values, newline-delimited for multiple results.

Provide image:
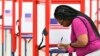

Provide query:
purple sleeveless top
left=71, top=16, right=100, bottom=56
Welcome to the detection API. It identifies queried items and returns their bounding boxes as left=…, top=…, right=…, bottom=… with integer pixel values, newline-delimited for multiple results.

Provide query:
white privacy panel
left=15, top=2, right=19, bottom=33
left=85, top=0, right=90, bottom=16
left=4, top=30, right=12, bottom=56
left=50, top=4, right=80, bottom=44
left=49, top=27, right=71, bottom=44
left=4, top=1, right=12, bottom=26
left=21, top=2, right=33, bottom=33
left=91, top=0, right=97, bottom=22
left=0, top=1, right=2, bottom=15
left=37, top=4, right=45, bottom=46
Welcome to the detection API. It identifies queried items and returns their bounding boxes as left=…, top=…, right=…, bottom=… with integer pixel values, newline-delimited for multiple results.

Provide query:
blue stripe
left=5, top=10, right=10, bottom=13
left=25, top=13, right=31, bottom=18
left=50, top=18, right=58, bottom=24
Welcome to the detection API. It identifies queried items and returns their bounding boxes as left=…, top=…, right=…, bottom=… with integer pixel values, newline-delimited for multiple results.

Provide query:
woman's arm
left=58, top=34, right=88, bottom=49
left=70, top=34, right=88, bottom=47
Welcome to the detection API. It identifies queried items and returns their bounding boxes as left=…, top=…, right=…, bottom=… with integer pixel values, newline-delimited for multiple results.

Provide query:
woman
left=54, top=5, right=100, bottom=56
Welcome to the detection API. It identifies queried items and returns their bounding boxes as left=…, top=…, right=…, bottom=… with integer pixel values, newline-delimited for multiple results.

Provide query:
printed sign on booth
left=25, top=13, right=32, bottom=22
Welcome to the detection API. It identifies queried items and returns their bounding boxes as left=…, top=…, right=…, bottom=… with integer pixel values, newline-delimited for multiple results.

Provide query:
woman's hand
left=58, top=43, right=65, bottom=49
left=58, top=43, right=74, bottom=53
left=58, top=43, right=70, bottom=50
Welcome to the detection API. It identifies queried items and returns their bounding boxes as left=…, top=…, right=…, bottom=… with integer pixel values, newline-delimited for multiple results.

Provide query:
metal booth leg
left=11, top=52, right=14, bottom=56
left=25, top=39, right=27, bottom=56
left=50, top=53, right=52, bottom=56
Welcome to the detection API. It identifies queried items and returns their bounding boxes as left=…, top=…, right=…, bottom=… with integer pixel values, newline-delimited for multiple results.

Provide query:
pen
left=60, top=37, right=63, bottom=42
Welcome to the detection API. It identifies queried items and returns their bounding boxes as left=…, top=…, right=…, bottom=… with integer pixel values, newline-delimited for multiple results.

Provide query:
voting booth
left=44, top=0, right=85, bottom=56
left=2, top=0, right=14, bottom=56
left=17, top=0, right=34, bottom=56
left=21, top=2, right=33, bottom=56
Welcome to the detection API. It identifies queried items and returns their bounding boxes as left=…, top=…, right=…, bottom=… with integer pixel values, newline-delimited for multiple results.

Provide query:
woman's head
left=57, top=18, right=71, bottom=27
left=54, top=5, right=79, bottom=27
left=54, top=5, right=100, bottom=37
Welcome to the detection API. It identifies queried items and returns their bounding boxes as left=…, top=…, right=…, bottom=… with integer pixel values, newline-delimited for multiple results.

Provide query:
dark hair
left=54, top=5, right=100, bottom=37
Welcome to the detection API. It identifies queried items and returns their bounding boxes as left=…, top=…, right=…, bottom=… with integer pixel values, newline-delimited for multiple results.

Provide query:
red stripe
left=97, top=0, right=99, bottom=29
left=18, top=0, right=22, bottom=56
left=2, top=0, right=4, bottom=44
left=12, top=0, right=16, bottom=52
left=45, top=0, right=51, bottom=56
left=81, top=0, right=85, bottom=13
left=33, top=0, right=38, bottom=56
left=90, top=0, right=92, bottom=18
